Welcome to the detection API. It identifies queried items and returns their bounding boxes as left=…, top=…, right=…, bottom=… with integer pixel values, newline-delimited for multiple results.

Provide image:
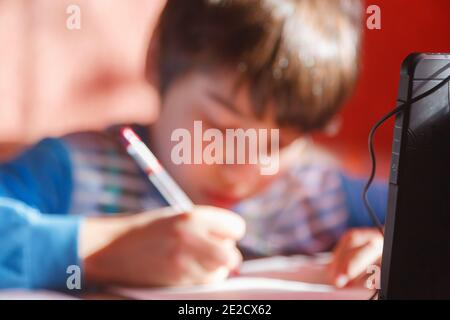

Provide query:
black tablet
left=381, top=53, right=450, bottom=299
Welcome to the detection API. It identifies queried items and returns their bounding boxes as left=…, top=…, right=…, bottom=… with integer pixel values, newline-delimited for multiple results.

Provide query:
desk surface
left=0, top=255, right=374, bottom=300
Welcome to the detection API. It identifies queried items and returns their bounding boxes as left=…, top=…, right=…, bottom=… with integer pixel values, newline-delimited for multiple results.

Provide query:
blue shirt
left=0, top=132, right=388, bottom=289
left=0, top=139, right=80, bottom=289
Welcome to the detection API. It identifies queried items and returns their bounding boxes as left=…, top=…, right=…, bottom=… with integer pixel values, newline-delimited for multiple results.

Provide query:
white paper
left=110, top=255, right=374, bottom=300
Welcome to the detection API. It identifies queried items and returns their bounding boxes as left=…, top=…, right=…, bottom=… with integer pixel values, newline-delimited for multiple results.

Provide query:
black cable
left=363, top=74, right=450, bottom=237
left=363, top=103, right=405, bottom=234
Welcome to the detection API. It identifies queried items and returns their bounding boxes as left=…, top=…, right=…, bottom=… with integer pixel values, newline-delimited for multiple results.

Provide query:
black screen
left=381, top=53, right=450, bottom=299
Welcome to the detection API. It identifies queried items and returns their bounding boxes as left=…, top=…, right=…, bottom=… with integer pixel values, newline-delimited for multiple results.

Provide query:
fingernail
left=229, top=268, right=240, bottom=277
left=335, top=275, right=349, bottom=288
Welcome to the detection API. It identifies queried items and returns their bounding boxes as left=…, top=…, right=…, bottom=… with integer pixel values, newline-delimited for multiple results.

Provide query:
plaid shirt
left=64, top=129, right=387, bottom=257
left=0, top=129, right=387, bottom=288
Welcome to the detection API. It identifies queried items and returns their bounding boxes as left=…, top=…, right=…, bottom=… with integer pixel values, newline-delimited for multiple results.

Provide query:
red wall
left=316, top=0, right=450, bottom=177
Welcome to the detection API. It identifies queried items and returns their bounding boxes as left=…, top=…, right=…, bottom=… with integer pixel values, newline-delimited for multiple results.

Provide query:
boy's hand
left=79, top=206, right=245, bottom=287
left=328, top=228, right=383, bottom=288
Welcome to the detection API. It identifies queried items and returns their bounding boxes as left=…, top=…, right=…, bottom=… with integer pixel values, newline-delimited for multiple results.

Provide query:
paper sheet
left=110, top=254, right=374, bottom=300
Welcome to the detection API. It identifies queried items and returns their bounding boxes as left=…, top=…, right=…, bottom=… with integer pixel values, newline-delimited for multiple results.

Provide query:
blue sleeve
left=0, top=138, right=73, bottom=213
left=340, top=172, right=388, bottom=228
left=0, top=198, right=81, bottom=289
left=0, top=138, right=82, bottom=289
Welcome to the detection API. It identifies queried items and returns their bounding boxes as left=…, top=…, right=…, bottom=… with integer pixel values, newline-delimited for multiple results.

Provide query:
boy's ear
left=145, top=28, right=160, bottom=90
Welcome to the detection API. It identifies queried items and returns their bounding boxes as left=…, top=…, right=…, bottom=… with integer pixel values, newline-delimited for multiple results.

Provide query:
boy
left=0, top=0, right=386, bottom=290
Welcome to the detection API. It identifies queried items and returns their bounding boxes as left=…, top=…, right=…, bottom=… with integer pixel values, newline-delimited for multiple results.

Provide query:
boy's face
left=150, top=69, right=302, bottom=208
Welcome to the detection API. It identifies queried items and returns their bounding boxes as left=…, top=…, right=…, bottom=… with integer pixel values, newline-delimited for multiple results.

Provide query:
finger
left=195, top=247, right=243, bottom=285
left=332, top=238, right=383, bottom=288
left=329, top=238, right=350, bottom=274
left=170, top=252, right=217, bottom=286
left=176, top=254, right=231, bottom=286
left=230, top=246, right=243, bottom=271
left=135, top=207, right=190, bottom=227
left=198, top=267, right=230, bottom=285
left=190, top=236, right=241, bottom=272
left=344, top=228, right=382, bottom=247
left=193, top=206, right=246, bottom=240
left=329, top=229, right=381, bottom=273
left=329, top=234, right=354, bottom=274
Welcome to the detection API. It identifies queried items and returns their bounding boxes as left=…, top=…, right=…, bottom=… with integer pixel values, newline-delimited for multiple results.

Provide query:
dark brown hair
left=155, top=0, right=363, bottom=132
